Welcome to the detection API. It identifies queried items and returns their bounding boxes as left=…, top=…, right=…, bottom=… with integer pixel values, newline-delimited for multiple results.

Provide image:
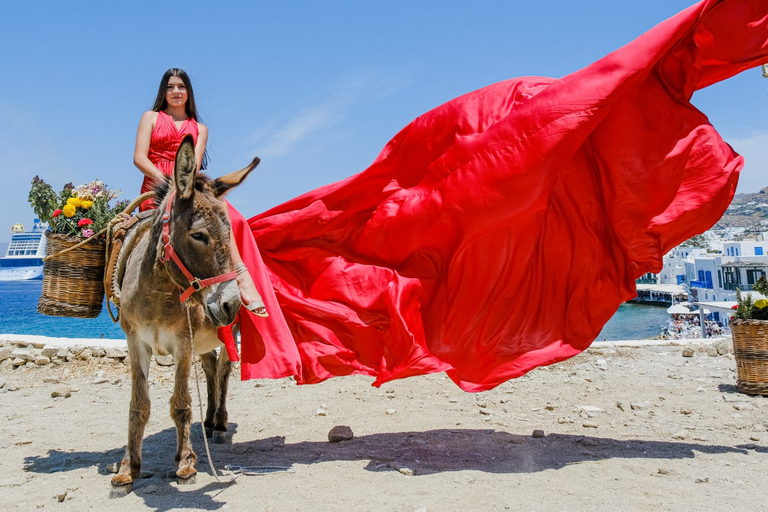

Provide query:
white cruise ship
left=0, top=220, right=48, bottom=281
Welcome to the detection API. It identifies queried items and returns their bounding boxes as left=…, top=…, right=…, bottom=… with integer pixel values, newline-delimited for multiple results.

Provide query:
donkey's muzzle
left=204, top=280, right=241, bottom=326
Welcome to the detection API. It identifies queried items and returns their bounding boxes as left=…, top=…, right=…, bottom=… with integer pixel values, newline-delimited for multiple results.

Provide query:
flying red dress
left=138, top=110, right=295, bottom=360
left=228, top=0, right=768, bottom=392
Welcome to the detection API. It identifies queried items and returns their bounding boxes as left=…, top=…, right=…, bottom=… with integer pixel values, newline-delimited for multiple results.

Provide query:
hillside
left=711, top=185, right=768, bottom=238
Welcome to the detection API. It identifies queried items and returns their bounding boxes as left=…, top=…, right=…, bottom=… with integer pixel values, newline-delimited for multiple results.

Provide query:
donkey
left=111, top=135, right=258, bottom=490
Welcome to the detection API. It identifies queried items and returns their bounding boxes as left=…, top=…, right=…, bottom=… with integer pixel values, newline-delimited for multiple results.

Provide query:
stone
left=328, top=425, right=354, bottom=443
left=106, top=348, right=127, bottom=360
left=582, top=422, right=599, bottom=429
left=11, top=358, right=25, bottom=367
left=56, top=491, right=68, bottom=502
left=397, top=466, right=415, bottom=476
left=77, top=348, right=93, bottom=360
left=479, top=409, right=492, bottom=416
left=316, top=408, right=328, bottom=417
left=56, top=347, right=69, bottom=358
left=6, top=382, right=19, bottom=392
left=155, top=354, right=174, bottom=366
left=532, top=429, right=546, bottom=438
left=11, top=349, right=36, bottom=361
left=93, top=378, right=109, bottom=385
left=91, top=347, right=106, bottom=358
left=385, top=409, right=397, bottom=415
left=616, top=401, right=628, bottom=412
left=630, top=401, right=651, bottom=410
left=681, top=347, right=695, bottom=357
left=41, top=346, right=58, bottom=359
left=34, top=356, right=51, bottom=366
left=51, top=384, right=72, bottom=398
left=695, top=477, right=709, bottom=484
left=0, top=379, right=5, bottom=389
left=580, top=406, right=602, bottom=413
left=671, top=430, right=688, bottom=440
left=70, top=345, right=85, bottom=356
left=680, top=408, right=692, bottom=415
left=0, top=347, right=13, bottom=362
left=43, top=377, right=60, bottom=384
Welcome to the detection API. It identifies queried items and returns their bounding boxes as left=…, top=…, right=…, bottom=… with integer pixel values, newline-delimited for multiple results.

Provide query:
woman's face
left=165, top=76, right=188, bottom=109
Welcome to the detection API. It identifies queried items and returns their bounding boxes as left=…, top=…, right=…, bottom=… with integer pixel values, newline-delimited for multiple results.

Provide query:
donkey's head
left=156, top=134, right=259, bottom=326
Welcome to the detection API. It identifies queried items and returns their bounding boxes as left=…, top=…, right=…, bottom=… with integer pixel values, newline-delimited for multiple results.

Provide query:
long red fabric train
left=234, top=0, right=768, bottom=392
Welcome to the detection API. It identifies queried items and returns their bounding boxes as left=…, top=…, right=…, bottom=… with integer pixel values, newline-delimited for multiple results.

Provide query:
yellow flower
left=62, top=204, right=76, bottom=217
left=755, top=299, right=768, bottom=309
left=81, top=200, right=94, bottom=210
left=66, top=197, right=83, bottom=208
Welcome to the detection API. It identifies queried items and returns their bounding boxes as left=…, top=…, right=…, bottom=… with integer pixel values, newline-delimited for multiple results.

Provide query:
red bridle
left=159, top=189, right=237, bottom=303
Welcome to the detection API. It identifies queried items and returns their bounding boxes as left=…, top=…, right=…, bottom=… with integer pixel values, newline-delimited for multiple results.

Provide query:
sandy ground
left=1, top=337, right=767, bottom=512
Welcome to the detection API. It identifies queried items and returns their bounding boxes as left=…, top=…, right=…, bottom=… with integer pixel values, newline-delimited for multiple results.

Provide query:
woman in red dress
left=133, top=68, right=270, bottom=317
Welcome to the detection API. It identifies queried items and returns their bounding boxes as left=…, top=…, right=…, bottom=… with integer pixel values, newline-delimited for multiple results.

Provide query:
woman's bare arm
left=133, top=111, right=164, bottom=182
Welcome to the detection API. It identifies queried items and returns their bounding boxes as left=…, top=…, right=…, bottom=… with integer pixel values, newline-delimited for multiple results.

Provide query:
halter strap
left=160, top=189, right=237, bottom=302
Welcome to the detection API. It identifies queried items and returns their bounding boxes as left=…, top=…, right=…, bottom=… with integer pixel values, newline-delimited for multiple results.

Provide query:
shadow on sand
left=23, top=423, right=764, bottom=511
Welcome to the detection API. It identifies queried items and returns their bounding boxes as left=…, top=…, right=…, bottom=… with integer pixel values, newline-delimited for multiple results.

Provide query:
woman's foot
left=235, top=265, right=268, bottom=318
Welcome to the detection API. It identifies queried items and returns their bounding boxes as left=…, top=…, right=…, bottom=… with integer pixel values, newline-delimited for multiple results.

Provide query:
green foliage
left=732, top=288, right=754, bottom=320
left=28, top=176, right=58, bottom=223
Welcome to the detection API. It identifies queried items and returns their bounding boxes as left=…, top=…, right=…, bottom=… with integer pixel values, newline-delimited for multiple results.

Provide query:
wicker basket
left=730, top=318, right=768, bottom=396
left=37, top=232, right=107, bottom=318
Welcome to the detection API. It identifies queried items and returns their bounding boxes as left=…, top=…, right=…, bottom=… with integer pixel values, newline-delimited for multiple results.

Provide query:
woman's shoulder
left=141, top=110, right=160, bottom=122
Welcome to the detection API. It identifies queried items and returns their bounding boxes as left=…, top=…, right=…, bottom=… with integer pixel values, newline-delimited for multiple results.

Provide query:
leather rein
left=159, top=189, right=237, bottom=303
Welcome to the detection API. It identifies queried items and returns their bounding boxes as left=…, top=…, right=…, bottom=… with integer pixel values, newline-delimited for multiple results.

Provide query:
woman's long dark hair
left=151, top=68, right=208, bottom=169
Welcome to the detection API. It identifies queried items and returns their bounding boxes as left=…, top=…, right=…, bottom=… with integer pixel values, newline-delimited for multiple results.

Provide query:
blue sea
left=0, top=281, right=668, bottom=341
left=0, top=281, right=125, bottom=339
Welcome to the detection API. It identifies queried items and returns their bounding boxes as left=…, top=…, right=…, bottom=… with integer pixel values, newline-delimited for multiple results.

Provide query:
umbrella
left=667, top=304, right=692, bottom=314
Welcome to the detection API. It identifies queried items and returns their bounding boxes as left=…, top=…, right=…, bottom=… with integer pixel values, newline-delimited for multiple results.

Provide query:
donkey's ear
left=174, top=135, right=197, bottom=200
left=210, top=156, right=260, bottom=198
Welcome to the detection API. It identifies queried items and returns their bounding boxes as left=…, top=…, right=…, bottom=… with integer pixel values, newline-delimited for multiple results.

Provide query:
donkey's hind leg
left=112, top=337, right=152, bottom=488
left=200, top=351, right=219, bottom=439
left=170, top=340, right=197, bottom=482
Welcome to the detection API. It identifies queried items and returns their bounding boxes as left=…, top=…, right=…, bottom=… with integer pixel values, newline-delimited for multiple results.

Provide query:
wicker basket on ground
left=37, top=232, right=106, bottom=318
left=730, top=318, right=768, bottom=396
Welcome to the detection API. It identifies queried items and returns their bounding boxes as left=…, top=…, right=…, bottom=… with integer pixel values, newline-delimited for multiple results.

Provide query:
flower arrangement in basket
left=28, top=176, right=128, bottom=318
left=730, top=276, right=768, bottom=395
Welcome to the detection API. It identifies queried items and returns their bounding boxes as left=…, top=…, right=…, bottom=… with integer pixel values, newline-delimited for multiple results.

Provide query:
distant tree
left=680, top=234, right=708, bottom=248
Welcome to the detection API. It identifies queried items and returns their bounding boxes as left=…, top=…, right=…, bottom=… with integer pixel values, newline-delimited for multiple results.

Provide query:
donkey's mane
left=153, top=173, right=215, bottom=204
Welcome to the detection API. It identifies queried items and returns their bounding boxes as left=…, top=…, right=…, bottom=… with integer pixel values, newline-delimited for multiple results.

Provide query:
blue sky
left=1, top=0, right=766, bottom=244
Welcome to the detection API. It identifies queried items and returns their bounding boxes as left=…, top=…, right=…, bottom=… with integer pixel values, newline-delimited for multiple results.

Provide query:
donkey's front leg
left=171, top=340, right=197, bottom=482
left=112, top=338, right=152, bottom=488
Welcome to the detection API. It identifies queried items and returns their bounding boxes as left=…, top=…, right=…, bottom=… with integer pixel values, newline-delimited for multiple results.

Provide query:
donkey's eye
left=190, top=232, right=209, bottom=245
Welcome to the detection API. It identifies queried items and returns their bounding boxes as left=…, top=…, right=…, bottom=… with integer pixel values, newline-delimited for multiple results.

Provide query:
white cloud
left=246, top=68, right=410, bottom=158
left=728, top=132, right=768, bottom=194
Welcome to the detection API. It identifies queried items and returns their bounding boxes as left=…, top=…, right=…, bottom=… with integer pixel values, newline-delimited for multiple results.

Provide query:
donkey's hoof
left=177, top=472, right=197, bottom=485
left=109, top=483, right=132, bottom=498
left=204, top=426, right=214, bottom=439
left=211, top=430, right=228, bottom=444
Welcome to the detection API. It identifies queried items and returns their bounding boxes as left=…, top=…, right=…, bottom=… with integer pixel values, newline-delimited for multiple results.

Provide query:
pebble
left=696, top=387, right=707, bottom=393
left=43, top=377, right=61, bottom=384
left=328, top=425, right=354, bottom=443
left=582, top=422, right=599, bottom=429
left=34, top=356, right=51, bottom=366
left=0, top=347, right=12, bottom=362
left=580, top=406, right=602, bottom=413
left=385, top=409, right=397, bottom=415
left=671, top=430, right=688, bottom=440
left=397, top=466, right=415, bottom=476
left=93, top=378, right=110, bottom=385
left=680, top=408, right=692, bottom=415
left=11, top=349, right=37, bottom=361
left=695, top=477, right=709, bottom=484
left=682, top=347, right=695, bottom=357
left=51, top=384, right=72, bottom=398
left=616, top=401, right=628, bottom=412
left=316, top=408, right=327, bottom=417
left=630, top=401, right=651, bottom=410
left=155, top=355, right=174, bottom=366
left=6, top=382, right=19, bottom=392
left=532, top=429, right=545, bottom=438
left=56, top=491, right=68, bottom=502
left=479, top=409, right=492, bottom=416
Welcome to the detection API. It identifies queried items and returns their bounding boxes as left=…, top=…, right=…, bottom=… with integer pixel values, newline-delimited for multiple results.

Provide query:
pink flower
left=78, top=218, right=93, bottom=227
left=52, top=209, right=62, bottom=218
left=81, top=228, right=94, bottom=238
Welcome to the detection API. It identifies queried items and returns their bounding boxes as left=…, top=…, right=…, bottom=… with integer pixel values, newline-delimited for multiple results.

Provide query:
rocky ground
left=1, top=335, right=767, bottom=511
